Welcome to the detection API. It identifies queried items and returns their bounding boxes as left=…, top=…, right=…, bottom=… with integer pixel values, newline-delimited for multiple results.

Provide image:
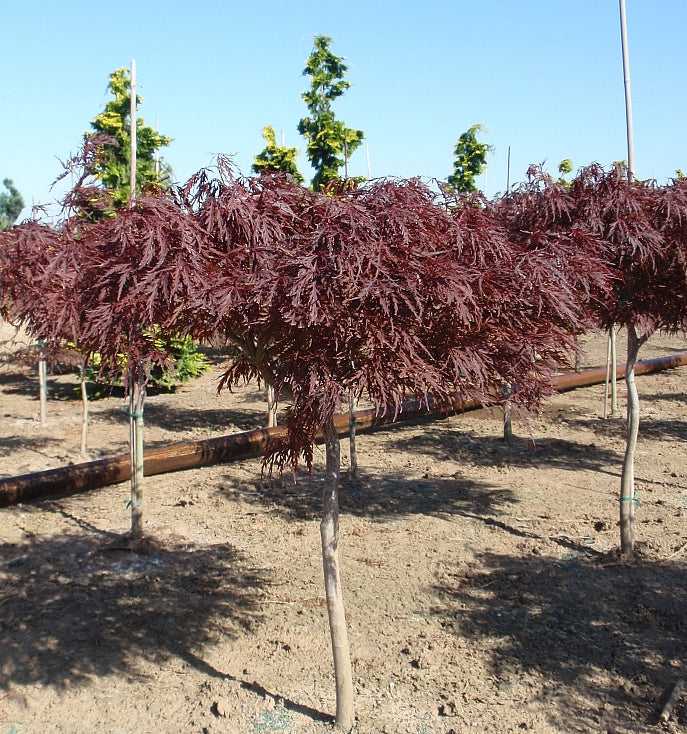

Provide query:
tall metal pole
left=619, top=0, right=635, bottom=178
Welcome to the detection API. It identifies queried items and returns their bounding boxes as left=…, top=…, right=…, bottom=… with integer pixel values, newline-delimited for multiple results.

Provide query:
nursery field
left=1, top=324, right=687, bottom=733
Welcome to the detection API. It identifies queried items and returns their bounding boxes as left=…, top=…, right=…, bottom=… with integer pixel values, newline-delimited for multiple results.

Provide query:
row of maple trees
left=2, top=155, right=687, bottom=729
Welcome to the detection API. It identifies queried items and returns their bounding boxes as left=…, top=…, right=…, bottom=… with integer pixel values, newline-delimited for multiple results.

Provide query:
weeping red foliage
left=73, top=193, right=207, bottom=383
left=182, top=162, right=315, bottom=388
left=494, top=165, right=614, bottom=316
left=565, top=164, right=687, bottom=338
left=2, top=189, right=206, bottom=386
left=10, top=159, right=669, bottom=477
left=183, top=168, right=603, bottom=471
left=0, top=221, right=71, bottom=336
left=647, top=176, right=687, bottom=330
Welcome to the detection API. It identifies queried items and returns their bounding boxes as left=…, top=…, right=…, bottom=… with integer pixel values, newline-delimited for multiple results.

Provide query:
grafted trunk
left=620, top=324, right=641, bottom=562
left=320, top=418, right=354, bottom=730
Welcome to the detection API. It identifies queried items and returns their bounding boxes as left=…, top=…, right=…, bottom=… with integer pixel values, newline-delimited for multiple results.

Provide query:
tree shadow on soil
left=0, top=372, right=35, bottom=388
left=636, top=418, right=687, bottom=443
left=431, top=549, right=687, bottom=731
left=218, top=465, right=518, bottom=526
left=0, top=435, right=64, bottom=455
left=642, top=389, right=687, bottom=405
left=386, top=426, right=624, bottom=474
left=555, top=413, right=687, bottom=446
left=74, top=402, right=267, bottom=436
left=142, top=403, right=266, bottom=434
left=212, top=422, right=633, bottom=524
left=0, top=529, right=270, bottom=692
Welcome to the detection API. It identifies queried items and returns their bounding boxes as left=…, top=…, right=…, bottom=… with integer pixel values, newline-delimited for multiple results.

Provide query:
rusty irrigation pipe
left=1, top=351, right=686, bottom=508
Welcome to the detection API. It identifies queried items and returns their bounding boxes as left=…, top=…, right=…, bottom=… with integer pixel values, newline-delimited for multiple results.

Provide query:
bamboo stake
left=619, top=0, right=635, bottom=177
left=610, top=325, right=618, bottom=415
left=79, top=362, right=89, bottom=455
left=127, top=58, right=145, bottom=539
left=603, top=332, right=611, bottom=419
left=348, top=389, right=358, bottom=480
left=129, top=59, right=137, bottom=201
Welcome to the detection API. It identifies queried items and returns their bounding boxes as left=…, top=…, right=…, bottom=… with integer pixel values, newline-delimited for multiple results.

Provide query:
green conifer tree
left=298, top=36, right=364, bottom=191
left=85, top=67, right=172, bottom=207
left=252, top=126, right=304, bottom=183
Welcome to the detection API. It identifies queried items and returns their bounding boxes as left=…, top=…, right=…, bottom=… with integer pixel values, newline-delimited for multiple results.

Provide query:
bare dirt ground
left=1, top=323, right=687, bottom=734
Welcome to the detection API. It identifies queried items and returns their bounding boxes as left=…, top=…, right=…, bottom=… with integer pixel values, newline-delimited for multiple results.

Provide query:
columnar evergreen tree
left=252, top=125, right=304, bottom=184
left=0, top=179, right=24, bottom=230
left=446, top=124, right=492, bottom=194
left=85, top=67, right=172, bottom=208
left=557, top=158, right=574, bottom=186
left=298, top=35, right=364, bottom=191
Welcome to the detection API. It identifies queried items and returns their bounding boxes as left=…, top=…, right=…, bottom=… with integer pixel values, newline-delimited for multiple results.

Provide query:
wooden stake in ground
left=38, top=344, right=47, bottom=426
left=126, top=58, right=145, bottom=539
left=610, top=324, right=618, bottom=415
left=129, top=59, right=137, bottom=201
left=348, top=389, right=358, bottom=480
left=79, top=360, right=89, bottom=456
left=602, top=325, right=619, bottom=419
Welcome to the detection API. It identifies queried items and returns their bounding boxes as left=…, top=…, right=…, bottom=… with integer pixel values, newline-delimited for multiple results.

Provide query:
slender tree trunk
left=610, top=324, right=618, bottom=416
left=79, top=362, right=89, bottom=456
left=503, top=401, right=513, bottom=440
left=320, top=418, right=354, bottom=730
left=502, top=384, right=513, bottom=440
left=129, top=371, right=146, bottom=539
left=38, top=347, right=48, bottom=427
left=267, top=383, right=277, bottom=428
left=348, top=390, right=358, bottom=481
left=620, top=324, right=640, bottom=562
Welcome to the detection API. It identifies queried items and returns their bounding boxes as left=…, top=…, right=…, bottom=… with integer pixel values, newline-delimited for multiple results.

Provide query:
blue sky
left=2, top=1, right=686, bottom=222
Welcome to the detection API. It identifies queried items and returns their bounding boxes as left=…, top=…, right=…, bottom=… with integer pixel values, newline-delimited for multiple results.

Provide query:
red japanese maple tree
left=1, top=178, right=206, bottom=539
left=569, top=164, right=687, bottom=562
left=185, top=169, right=604, bottom=728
